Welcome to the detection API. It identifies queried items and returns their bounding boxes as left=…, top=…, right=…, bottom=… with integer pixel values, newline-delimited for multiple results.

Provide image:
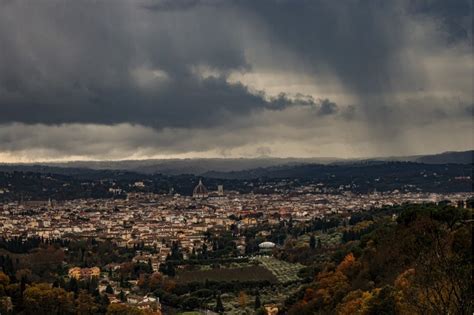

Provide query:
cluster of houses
left=1, top=189, right=471, bottom=255
left=67, top=265, right=161, bottom=313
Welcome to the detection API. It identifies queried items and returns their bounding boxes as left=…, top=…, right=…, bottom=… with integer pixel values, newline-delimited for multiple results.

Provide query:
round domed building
left=193, top=179, right=208, bottom=198
left=258, top=241, right=276, bottom=249
left=258, top=241, right=276, bottom=253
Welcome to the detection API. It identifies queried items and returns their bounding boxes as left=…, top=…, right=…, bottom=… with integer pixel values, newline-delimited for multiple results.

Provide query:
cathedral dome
left=193, top=179, right=208, bottom=197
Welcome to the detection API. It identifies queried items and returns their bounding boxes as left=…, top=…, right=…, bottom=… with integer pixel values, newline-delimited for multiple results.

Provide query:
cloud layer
left=0, top=0, right=472, bottom=161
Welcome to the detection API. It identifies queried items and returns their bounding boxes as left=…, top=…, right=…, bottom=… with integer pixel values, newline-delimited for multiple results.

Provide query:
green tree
left=254, top=292, right=261, bottom=309
left=215, top=294, right=224, bottom=313
left=69, top=277, right=79, bottom=294
left=147, top=259, right=153, bottom=272
left=105, top=285, right=114, bottom=294
left=182, top=296, right=200, bottom=310
left=309, top=235, right=316, bottom=249
left=119, top=290, right=126, bottom=302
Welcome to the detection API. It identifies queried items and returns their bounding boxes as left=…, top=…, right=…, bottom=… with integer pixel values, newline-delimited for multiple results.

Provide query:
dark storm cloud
left=0, top=0, right=358, bottom=128
left=0, top=0, right=471, bottom=160
left=244, top=0, right=471, bottom=96
left=408, top=0, right=472, bottom=43
left=0, top=1, right=265, bottom=128
left=242, top=1, right=409, bottom=95
left=141, top=0, right=216, bottom=11
left=0, top=75, right=287, bottom=128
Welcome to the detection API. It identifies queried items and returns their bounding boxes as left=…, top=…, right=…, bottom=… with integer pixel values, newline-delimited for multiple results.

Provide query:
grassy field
left=176, top=265, right=278, bottom=284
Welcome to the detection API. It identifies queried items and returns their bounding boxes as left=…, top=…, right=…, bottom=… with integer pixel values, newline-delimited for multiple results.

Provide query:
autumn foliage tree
left=287, top=204, right=473, bottom=315
left=23, top=283, right=75, bottom=315
left=76, top=290, right=99, bottom=315
left=238, top=291, right=248, bottom=308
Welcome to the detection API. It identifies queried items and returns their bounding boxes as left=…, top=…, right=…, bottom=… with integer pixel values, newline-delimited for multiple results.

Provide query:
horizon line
left=0, top=149, right=472, bottom=165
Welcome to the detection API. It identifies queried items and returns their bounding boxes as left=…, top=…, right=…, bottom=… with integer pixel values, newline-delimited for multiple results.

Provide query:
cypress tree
left=254, top=293, right=261, bottom=309
left=309, top=235, right=316, bottom=249
left=215, top=294, right=224, bottom=313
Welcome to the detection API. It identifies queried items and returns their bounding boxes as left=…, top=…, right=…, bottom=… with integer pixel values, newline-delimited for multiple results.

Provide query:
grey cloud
left=464, top=104, right=474, bottom=116
left=141, top=0, right=218, bottom=11
left=0, top=1, right=261, bottom=128
left=265, top=94, right=341, bottom=117
left=0, top=0, right=468, bottom=128
left=236, top=0, right=472, bottom=155
left=317, top=99, right=339, bottom=116
left=241, top=1, right=411, bottom=95
left=0, top=97, right=471, bottom=160
left=243, top=0, right=471, bottom=96
left=0, top=0, right=471, bottom=159
left=407, top=0, right=472, bottom=43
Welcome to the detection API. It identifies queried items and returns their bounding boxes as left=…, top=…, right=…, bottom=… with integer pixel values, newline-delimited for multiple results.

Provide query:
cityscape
left=0, top=0, right=472, bottom=314
left=0, top=165, right=472, bottom=314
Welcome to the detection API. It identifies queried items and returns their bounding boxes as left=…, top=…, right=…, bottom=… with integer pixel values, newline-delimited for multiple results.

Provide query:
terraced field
left=176, top=265, right=278, bottom=284
left=256, top=256, right=304, bottom=283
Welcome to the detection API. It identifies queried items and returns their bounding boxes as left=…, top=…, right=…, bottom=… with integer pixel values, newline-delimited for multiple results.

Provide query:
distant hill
left=202, top=161, right=472, bottom=180
left=1, top=157, right=344, bottom=175
left=1, top=161, right=472, bottom=199
left=413, top=150, right=473, bottom=164
left=0, top=150, right=471, bottom=176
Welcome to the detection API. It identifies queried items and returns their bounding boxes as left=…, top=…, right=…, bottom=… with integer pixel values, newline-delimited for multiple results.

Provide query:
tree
left=336, top=290, right=370, bottom=315
left=106, top=303, right=144, bottom=315
left=238, top=291, right=248, bottom=308
left=137, top=273, right=148, bottom=290
left=286, top=204, right=473, bottom=314
left=0, top=296, right=13, bottom=314
left=182, top=296, right=200, bottom=310
left=336, top=253, right=360, bottom=280
left=105, top=284, right=114, bottom=294
left=76, top=290, right=99, bottom=315
left=166, top=263, right=175, bottom=277
left=310, top=270, right=351, bottom=311
left=148, top=273, right=163, bottom=291
left=391, top=206, right=472, bottom=314
left=309, top=235, right=316, bottom=249
left=366, top=286, right=397, bottom=315
left=101, top=294, right=110, bottom=308
left=20, top=275, right=27, bottom=297
left=119, top=290, right=126, bottom=302
left=147, top=259, right=153, bottom=272
left=215, top=294, right=224, bottom=313
left=0, top=272, right=10, bottom=287
left=23, top=283, right=75, bottom=315
left=254, top=292, right=261, bottom=309
left=69, top=277, right=79, bottom=294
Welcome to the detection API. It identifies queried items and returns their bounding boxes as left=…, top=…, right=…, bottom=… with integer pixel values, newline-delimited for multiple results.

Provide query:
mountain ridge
left=0, top=150, right=471, bottom=176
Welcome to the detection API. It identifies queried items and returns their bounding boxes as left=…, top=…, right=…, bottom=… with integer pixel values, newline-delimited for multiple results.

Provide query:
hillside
left=282, top=203, right=472, bottom=314
left=1, top=150, right=472, bottom=176
left=414, top=150, right=473, bottom=164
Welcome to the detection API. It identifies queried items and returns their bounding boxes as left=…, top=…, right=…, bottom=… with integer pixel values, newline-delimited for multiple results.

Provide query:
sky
left=0, top=0, right=472, bottom=162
